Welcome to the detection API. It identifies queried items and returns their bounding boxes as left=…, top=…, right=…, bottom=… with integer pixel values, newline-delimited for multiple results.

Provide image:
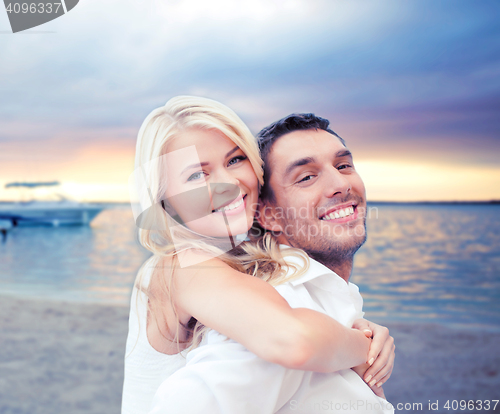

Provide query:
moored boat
left=0, top=181, right=105, bottom=227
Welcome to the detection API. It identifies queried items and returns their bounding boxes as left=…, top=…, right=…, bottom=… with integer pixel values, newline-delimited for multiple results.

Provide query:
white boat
left=0, top=181, right=105, bottom=227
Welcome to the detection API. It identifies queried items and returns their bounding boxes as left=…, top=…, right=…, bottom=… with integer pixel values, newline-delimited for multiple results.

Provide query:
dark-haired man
left=256, top=113, right=368, bottom=281
left=150, top=114, right=395, bottom=414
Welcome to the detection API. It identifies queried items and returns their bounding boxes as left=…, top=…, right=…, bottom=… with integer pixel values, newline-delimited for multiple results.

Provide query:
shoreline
left=1, top=294, right=499, bottom=414
left=3, top=291, right=497, bottom=333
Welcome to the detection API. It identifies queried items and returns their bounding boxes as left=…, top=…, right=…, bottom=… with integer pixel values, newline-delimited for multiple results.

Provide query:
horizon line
left=1, top=199, right=499, bottom=205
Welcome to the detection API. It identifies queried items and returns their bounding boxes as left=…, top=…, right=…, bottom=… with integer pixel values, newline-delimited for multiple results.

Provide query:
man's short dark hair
left=257, top=113, right=346, bottom=202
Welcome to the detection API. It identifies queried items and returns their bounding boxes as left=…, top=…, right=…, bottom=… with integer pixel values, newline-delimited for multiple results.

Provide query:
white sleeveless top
left=122, top=269, right=187, bottom=414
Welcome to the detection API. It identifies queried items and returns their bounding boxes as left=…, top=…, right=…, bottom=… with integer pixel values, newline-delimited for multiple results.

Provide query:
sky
left=1, top=0, right=499, bottom=202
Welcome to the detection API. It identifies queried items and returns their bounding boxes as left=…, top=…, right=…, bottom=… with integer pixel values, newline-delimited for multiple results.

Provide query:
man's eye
left=338, top=164, right=353, bottom=170
left=228, top=155, right=247, bottom=166
left=187, top=171, right=206, bottom=182
left=296, top=175, right=314, bottom=184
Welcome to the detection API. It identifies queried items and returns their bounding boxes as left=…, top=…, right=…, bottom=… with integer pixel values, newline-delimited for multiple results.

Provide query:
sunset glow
left=1, top=1, right=498, bottom=202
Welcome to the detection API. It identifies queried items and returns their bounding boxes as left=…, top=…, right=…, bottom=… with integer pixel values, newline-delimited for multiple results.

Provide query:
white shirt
left=149, top=247, right=394, bottom=414
left=122, top=269, right=187, bottom=414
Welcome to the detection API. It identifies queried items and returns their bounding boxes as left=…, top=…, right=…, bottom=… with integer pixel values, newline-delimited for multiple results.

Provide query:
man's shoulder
left=276, top=244, right=311, bottom=280
left=273, top=282, right=321, bottom=311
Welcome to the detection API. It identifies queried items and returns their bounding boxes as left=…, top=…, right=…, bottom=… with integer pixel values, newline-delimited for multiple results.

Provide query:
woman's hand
left=352, top=362, right=386, bottom=399
left=352, top=319, right=395, bottom=391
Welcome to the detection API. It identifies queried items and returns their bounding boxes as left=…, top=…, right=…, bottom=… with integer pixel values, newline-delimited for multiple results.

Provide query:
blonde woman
left=122, top=96, right=393, bottom=414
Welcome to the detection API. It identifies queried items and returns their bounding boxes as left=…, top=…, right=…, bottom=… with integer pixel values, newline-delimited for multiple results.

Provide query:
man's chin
left=319, top=220, right=366, bottom=241
left=306, top=238, right=366, bottom=268
left=309, top=225, right=367, bottom=263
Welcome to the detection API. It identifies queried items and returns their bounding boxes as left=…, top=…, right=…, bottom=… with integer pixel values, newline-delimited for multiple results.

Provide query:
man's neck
left=278, top=239, right=354, bottom=283
left=322, top=260, right=353, bottom=283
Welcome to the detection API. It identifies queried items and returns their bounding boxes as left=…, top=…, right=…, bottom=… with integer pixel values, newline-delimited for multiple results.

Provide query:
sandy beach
left=1, top=295, right=498, bottom=414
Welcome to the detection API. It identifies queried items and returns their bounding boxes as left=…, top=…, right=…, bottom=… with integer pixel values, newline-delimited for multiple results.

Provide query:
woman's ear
left=161, top=199, right=177, bottom=217
left=161, top=199, right=185, bottom=226
left=256, top=201, right=284, bottom=233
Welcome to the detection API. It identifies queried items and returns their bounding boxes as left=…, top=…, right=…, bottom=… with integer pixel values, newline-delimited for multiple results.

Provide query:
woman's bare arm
left=171, top=256, right=371, bottom=373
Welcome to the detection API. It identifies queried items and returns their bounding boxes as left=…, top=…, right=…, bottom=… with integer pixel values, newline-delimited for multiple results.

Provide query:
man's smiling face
left=259, top=128, right=367, bottom=268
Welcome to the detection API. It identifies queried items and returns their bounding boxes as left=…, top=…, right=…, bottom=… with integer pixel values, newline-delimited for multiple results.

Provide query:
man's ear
left=257, top=201, right=284, bottom=233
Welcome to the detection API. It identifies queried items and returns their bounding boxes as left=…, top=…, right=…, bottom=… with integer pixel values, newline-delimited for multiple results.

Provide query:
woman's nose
left=209, top=169, right=240, bottom=203
left=210, top=177, right=241, bottom=211
left=212, top=182, right=239, bottom=195
left=211, top=170, right=240, bottom=195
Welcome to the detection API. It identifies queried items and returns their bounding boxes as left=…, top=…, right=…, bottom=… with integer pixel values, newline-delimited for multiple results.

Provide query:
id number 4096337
left=6, top=3, right=62, bottom=14
left=444, top=400, right=499, bottom=411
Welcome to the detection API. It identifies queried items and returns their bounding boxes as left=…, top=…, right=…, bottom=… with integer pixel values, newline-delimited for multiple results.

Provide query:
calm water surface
left=0, top=204, right=499, bottom=330
left=0, top=206, right=149, bottom=304
left=354, top=204, right=500, bottom=330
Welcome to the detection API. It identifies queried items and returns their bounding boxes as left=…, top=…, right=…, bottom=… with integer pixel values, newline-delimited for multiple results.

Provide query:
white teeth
left=321, top=206, right=355, bottom=220
left=214, top=197, right=244, bottom=212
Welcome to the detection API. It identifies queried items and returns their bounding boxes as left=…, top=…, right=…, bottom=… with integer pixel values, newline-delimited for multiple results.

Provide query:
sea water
left=0, top=203, right=499, bottom=330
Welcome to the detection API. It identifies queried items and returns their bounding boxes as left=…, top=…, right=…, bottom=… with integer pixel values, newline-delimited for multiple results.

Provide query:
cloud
left=1, top=0, right=499, bottom=200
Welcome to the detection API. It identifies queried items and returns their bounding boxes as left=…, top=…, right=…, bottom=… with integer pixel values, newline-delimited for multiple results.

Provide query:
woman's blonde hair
left=130, top=96, right=308, bottom=353
left=133, top=95, right=263, bottom=254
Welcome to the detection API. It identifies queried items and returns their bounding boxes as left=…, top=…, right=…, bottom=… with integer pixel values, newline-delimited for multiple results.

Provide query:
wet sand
left=0, top=295, right=498, bottom=414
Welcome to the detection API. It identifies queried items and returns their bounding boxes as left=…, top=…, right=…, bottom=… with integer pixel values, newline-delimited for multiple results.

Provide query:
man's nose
left=323, top=166, right=351, bottom=198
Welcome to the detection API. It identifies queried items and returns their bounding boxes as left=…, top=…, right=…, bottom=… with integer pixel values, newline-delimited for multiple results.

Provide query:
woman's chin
left=226, top=214, right=252, bottom=235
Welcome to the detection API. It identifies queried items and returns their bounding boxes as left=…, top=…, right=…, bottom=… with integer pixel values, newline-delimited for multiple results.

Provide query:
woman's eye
left=187, top=171, right=206, bottom=182
left=228, top=155, right=247, bottom=166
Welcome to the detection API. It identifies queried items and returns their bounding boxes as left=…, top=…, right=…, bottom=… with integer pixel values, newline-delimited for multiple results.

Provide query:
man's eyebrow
left=283, top=150, right=353, bottom=177
left=337, top=149, right=352, bottom=158
left=284, top=157, right=316, bottom=177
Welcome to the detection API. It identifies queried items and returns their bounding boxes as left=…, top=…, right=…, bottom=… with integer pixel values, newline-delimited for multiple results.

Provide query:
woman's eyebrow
left=181, top=162, right=208, bottom=175
left=225, top=146, right=240, bottom=158
left=180, top=146, right=240, bottom=175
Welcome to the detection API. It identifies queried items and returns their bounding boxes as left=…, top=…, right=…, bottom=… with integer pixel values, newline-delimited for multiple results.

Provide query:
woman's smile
left=212, top=194, right=246, bottom=215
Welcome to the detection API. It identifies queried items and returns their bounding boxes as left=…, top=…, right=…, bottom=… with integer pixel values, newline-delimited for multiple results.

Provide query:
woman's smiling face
left=162, top=128, right=259, bottom=239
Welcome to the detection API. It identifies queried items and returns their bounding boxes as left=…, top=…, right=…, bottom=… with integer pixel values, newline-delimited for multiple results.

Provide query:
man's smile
left=319, top=201, right=359, bottom=222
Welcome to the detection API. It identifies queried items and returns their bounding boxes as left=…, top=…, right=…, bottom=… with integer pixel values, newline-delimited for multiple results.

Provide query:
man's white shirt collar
left=280, top=244, right=353, bottom=291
